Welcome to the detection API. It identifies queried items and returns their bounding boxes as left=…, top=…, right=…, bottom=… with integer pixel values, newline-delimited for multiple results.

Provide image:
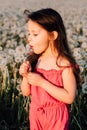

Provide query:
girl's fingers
left=19, top=65, right=28, bottom=75
left=19, top=61, right=32, bottom=76
left=26, top=61, right=30, bottom=65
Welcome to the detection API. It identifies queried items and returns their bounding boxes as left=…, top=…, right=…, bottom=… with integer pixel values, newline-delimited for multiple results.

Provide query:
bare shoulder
left=59, top=57, right=71, bottom=67
left=62, top=66, right=75, bottom=84
left=61, top=58, right=74, bottom=75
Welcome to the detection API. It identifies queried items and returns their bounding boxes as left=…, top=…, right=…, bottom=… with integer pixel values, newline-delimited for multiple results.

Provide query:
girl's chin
left=34, top=52, right=42, bottom=55
left=33, top=49, right=43, bottom=55
left=34, top=52, right=40, bottom=54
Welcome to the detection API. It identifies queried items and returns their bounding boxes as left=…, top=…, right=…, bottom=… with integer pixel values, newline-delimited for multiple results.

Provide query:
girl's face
left=27, top=19, right=51, bottom=54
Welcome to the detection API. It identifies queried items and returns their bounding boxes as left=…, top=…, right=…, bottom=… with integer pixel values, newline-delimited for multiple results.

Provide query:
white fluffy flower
left=19, top=32, right=25, bottom=38
left=0, top=46, right=2, bottom=51
left=83, top=27, right=87, bottom=36
left=25, top=44, right=31, bottom=54
left=79, top=66, right=84, bottom=73
left=0, top=58, right=8, bottom=66
left=81, top=42, right=87, bottom=51
left=77, top=36, right=85, bottom=43
left=76, top=24, right=82, bottom=33
left=8, top=49, right=15, bottom=56
left=15, top=45, right=26, bottom=55
left=73, top=48, right=82, bottom=60
left=82, top=83, right=87, bottom=94
left=14, top=54, right=25, bottom=63
left=77, top=59, right=86, bottom=66
left=6, top=40, right=12, bottom=48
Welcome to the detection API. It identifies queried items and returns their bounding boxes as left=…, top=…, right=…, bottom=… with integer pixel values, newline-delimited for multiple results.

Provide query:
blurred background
left=0, top=0, right=87, bottom=130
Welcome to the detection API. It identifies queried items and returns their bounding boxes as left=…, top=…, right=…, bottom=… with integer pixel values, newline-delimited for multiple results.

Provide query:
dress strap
left=63, top=64, right=79, bottom=70
left=63, top=65, right=72, bottom=69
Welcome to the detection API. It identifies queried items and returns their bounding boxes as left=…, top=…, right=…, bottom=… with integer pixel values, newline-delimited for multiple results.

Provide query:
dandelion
left=73, top=48, right=82, bottom=60
left=15, top=45, right=26, bottom=55
left=14, top=54, right=25, bottom=63
left=11, top=40, right=17, bottom=48
left=77, top=59, right=86, bottom=66
left=76, top=24, right=82, bottom=33
left=82, top=83, right=87, bottom=94
left=19, top=32, right=25, bottom=38
left=0, top=64, right=6, bottom=71
left=8, top=49, right=15, bottom=56
left=83, top=27, right=87, bottom=36
left=77, top=36, right=85, bottom=43
left=6, top=40, right=12, bottom=48
left=25, top=44, right=31, bottom=54
left=0, top=46, right=2, bottom=51
left=81, top=42, right=87, bottom=51
left=1, top=58, right=8, bottom=66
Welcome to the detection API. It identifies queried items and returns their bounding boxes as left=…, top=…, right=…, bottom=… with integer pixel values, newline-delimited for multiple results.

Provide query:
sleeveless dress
left=29, top=67, right=70, bottom=130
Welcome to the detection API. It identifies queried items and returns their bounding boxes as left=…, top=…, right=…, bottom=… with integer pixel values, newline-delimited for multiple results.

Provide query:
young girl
left=19, top=8, right=80, bottom=130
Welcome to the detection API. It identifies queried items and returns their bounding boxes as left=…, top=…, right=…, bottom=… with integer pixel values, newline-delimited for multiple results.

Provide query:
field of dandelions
left=0, top=8, right=87, bottom=130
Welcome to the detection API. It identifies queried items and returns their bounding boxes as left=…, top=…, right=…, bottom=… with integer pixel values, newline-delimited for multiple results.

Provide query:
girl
left=19, top=8, right=80, bottom=130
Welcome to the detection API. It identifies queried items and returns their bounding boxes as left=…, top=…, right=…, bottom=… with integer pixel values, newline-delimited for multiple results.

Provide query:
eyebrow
left=28, top=29, right=40, bottom=33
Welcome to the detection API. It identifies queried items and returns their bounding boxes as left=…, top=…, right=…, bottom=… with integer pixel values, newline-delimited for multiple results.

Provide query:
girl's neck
left=41, top=44, right=58, bottom=59
left=37, top=47, right=59, bottom=70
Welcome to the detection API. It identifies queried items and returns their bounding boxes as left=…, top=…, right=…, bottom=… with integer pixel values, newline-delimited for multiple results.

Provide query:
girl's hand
left=19, top=61, right=32, bottom=77
left=27, top=72, right=45, bottom=86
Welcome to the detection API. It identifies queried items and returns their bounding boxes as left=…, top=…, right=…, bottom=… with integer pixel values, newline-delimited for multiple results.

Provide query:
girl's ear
left=49, top=31, right=58, bottom=40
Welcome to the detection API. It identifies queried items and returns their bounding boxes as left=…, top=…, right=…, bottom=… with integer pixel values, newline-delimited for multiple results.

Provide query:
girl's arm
left=41, top=67, right=76, bottom=104
left=28, top=67, right=76, bottom=104
left=19, top=61, right=31, bottom=96
left=20, top=76, right=31, bottom=96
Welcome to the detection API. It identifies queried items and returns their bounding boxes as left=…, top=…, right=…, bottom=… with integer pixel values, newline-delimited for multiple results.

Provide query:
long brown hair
left=24, top=8, right=80, bottom=87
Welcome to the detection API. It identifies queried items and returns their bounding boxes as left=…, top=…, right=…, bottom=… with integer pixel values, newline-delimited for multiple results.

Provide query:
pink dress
left=29, top=68, right=70, bottom=130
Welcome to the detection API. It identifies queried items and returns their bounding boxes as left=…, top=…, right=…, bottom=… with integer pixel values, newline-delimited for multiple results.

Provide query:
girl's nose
left=28, top=35, right=32, bottom=43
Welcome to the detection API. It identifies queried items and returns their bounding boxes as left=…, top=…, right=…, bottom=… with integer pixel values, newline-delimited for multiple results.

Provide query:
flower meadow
left=0, top=8, right=87, bottom=130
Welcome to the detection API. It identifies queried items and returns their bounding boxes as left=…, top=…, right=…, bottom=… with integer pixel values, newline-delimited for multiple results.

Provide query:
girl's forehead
left=28, top=20, right=40, bottom=27
left=28, top=20, right=44, bottom=31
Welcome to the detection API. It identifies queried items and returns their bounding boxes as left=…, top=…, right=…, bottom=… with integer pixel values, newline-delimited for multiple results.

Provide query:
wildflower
left=82, top=83, right=87, bottom=94
left=8, top=49, right=15, bottom=56
left=25, top=44, right=31, bottom=54
left=19, top=32, right=25, bottom=38
left=15, top=45, right=26, bottom=55
left=0, top=46, right=2, bottom=51
left=83, top=27, right=87, bottom=36
left=14, top=54, right=25, bottom=63
left=81, top=42, right=87, bottom=51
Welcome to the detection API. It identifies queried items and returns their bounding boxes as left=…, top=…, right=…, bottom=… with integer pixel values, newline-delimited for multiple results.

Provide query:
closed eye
left=33, top=34, right=38, bottom=36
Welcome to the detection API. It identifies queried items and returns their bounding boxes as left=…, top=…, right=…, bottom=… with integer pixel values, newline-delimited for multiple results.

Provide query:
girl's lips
left=30, top=45, right=33, bottom=49
left=29, top=45, right=34, bottom=53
